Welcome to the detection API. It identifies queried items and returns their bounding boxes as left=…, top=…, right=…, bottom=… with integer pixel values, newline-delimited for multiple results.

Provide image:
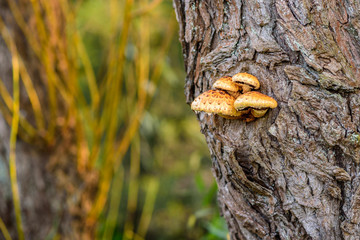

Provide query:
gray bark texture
left=174, top=1, right=360, bottom=239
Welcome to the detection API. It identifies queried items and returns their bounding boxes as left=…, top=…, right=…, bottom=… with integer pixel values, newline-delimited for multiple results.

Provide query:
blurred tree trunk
left=0, top=2, right=94, bottom=239
left=174, top=1, right=360, bottom=239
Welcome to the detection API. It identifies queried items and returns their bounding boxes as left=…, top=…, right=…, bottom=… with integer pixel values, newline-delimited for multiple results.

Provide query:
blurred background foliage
left=0, top=0, right=228, bottom=239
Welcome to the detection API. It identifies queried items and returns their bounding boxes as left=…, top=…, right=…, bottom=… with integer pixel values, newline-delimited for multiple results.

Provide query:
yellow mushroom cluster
left=191, top=73, right=277, bottom=122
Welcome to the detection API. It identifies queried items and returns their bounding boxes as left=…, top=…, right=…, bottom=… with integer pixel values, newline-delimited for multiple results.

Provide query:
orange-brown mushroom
left=232, top=73, right=260, bottom=93
left=191, top=90, right=248, bottom=119
left=234, top=91, right=277, bottom=118
left=212, top=76, right=242, bottom=98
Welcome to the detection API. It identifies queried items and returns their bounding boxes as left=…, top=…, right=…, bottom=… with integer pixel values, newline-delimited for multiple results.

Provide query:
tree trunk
left=174, top=1, right=360, bottom=239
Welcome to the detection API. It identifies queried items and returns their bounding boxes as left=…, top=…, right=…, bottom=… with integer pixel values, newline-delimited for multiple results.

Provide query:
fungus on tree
left=232, top=72, right=260, bottom=93
left=234, top=91, right=278, bottom=118
left=212, top=76, right=242, bottom=98
left=191, top=90, right=248, bottom=119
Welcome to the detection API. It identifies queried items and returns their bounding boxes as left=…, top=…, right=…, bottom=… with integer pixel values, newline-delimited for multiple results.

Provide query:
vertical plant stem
left=74, top=31, right=100, bottom=110
left=113, top=0, right=150, bottom=169
left=101, top=166, right=124, bottom=240
left=18, top=58, right=45, bottom=131
left=9, top=50, right=24, bottom=240
left=0, top=77, right=37, bottom=140
left=43, top=63, right=57, bottom=143
left=123, top=135, right=140, bottom=239
left=0, top=78, right=14, bottom=111
left=30, top=0, right=49, bottom=45
left=0, top=217, right=12, bottom=240
left=101, top=0, right=135, bottom=161
left=88, top=0, right=135, bottom=222
left=0, top=19, right=38, bottom=139
left=5, top=0, right=41, bottom=56
left=136, top=178, right=159, bottom=238
left=131, top=0, right=163, bottom=17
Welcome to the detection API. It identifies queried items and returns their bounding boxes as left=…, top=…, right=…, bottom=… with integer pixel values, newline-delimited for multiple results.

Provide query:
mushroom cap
left=234, top=91, right=278, bottom=111
left=191, top=90, right=243, bottom=117
left=232, top=73, right=260, bottom=90
left=213, top=76, right=241, bottom=93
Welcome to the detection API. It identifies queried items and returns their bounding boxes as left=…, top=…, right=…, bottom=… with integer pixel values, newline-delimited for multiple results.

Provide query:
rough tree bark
left=174, top=1, right=360, bottom=239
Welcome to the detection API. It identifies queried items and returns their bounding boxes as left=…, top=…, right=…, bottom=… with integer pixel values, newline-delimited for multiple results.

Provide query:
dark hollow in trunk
left=174, top=1, right=360, bottom=239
